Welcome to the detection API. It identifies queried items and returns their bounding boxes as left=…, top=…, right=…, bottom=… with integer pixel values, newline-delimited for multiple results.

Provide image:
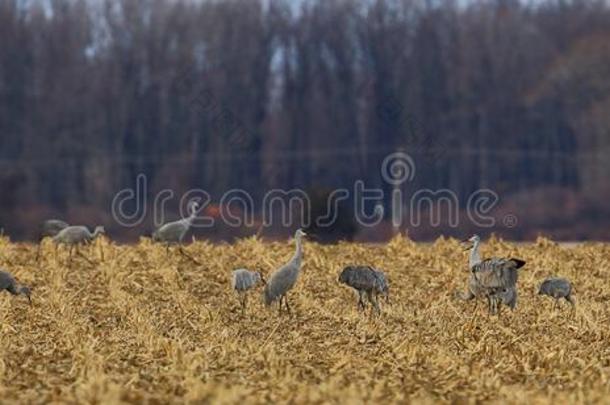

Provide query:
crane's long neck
left=6, top=282, right=19, bottom=296
left=469, top=240, right=481, bottom=268
left=291, top=234, right=303, bottom=270
left=185, top=206, right=199, bottom=226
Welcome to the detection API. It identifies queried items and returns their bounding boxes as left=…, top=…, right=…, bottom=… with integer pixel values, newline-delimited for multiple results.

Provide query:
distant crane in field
left=263, top=229, right=306, bottom=314
left=53, top=225, right=105, bottom=262
left=232, top=268, right=266, bottom=313
left=538, top=277, right=575, bottom=309
left=459, top=235, right=525, bottom=315
left=338, top=266, right=389, bottom=314
left=0, top=270, right=31, bottom=305
left=36, top=219, right=69, bottom=261
left=152, top=200, right=201, bottom=263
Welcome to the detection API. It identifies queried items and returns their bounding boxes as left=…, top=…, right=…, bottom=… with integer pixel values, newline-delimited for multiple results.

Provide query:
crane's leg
left=278, top=295, right=284, bottom=314
left=357, top=290, right=366, bottom=311
left=36, top=239, right=43, bottom=262
left=566, top=295, right=576, bottom=309
left=366, top=291, right=377, bottom=316
left=69, top=245, right=74, bottom=264
left=554, top=298, right=559, bottom=310
left=239, top=293, right=246, bottom=315
left=284, top=295, right=291, bottom=314
left=373, top=293, right=381, bottom=315
left=490, top=295, right=499, bottom=315
left=486, top=296, right=493, bottom=316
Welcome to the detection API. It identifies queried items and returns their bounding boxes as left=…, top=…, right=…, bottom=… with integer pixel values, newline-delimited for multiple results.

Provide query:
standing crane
left=338, top=266, right=389, bottom=314
left=53, top=225, right=105, bottom=263
left=459, top=235, right=525, bottom=315
left=231, top=268, right=266, bottom=314
left=152, top=200, right=200, bottom=263
left=0, top=270, right=31, bottom=305
left=36, top=219, right=69, bottom=261
left=263, top=229, right=306, bottom=314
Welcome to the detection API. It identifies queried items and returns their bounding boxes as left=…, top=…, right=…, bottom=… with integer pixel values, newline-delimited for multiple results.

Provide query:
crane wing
left=472, top=257, right=525, bottom=289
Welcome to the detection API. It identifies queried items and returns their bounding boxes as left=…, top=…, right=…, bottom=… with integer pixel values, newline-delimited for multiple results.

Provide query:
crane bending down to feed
left=263, top=229, right=306, bottom=314
left=338, top=266, right=389, bottom=315
left=232, top=269, right=266, bottom=313
left=538, top=277, right=575, bottom=309
left=0, top=270, right=31, bottom=305
left=36, top=219, right=69, bottom=261
left=459, top=235, right=526, bottom=315
left=53, top=225, right=105, bottom=262
left=152, top=200, right=201, bottom=263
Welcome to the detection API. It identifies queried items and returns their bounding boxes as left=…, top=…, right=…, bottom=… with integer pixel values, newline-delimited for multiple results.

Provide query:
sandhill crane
left=263, top=229, right=306, bottom=314
left=232, top=268, right=266, bottom=313
left=338, top=266, right=389, bottom=314
left=459, top=235, right=526, bottom=315
left=152, top=200, right=201, bottom=263
left=53, top=225, right=105, bottom=263
left=36, top=219, right=69, bottom=261
left=0, top=270, right=31, bottom=305
left=538, top=277, right=575, bottom=309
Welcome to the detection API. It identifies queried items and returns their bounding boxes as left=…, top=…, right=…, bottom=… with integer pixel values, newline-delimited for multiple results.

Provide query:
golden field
left=0, top=235, right=609, bottom=404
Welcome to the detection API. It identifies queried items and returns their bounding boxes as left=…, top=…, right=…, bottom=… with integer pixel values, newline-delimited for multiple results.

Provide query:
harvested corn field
left=0, top=236, right=609, bottom=403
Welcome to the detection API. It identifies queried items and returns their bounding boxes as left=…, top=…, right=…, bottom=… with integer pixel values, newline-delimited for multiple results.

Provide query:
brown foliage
left=0, top=236, right=609, bottom=402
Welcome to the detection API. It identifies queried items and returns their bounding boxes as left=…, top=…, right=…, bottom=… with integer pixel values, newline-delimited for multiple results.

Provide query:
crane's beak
left=461, top=239, right=473, bottom=251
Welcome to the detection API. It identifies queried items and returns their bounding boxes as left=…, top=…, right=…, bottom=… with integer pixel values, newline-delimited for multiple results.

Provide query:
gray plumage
left=152, top=201, right=200, bottom=245
left=263, top=229, right=306, bottom=313
left=232, top=269, right=263, bottom=291
left=37, top=219, right=69, bottom=261
left=53, top=225, right=105, bottom=262
left=338, top=265, right=389, bottom=314
left=0, top=270, right=31, bottom=305
left=538, top=277, right=575, bottom=308
left=494, top=286, right=518, bottom=311
left=53, top=225, right=105, bottom=246
left=40, top=219, right=69, bottom=240
left=460, top=235, right=525, bottom=314
left=232, top=269, right=264, bottom=313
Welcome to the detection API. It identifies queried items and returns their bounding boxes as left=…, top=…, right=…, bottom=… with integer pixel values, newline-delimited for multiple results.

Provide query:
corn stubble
left=0, top=236, right=608, bottom=403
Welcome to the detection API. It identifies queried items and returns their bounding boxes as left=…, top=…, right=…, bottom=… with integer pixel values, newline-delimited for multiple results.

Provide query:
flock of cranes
left=1, top=213, right=575, bottom=316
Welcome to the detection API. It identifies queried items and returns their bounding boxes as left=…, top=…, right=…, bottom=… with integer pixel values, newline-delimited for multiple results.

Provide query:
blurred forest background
left=0, top=0, right=609, bottom=241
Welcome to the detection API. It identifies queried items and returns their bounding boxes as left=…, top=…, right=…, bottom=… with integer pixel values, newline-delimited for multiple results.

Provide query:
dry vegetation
left=0, top=235, right=609, bottom=403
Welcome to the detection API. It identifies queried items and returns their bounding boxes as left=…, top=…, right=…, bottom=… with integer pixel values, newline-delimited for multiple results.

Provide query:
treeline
left=0, top=0, right=609, bottom=240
